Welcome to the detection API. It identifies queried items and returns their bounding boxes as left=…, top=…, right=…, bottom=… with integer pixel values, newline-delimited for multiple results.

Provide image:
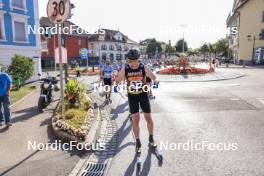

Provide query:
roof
left=88, top=28, right=130, bottom=43
left=39, top=17, right=89, bottom=36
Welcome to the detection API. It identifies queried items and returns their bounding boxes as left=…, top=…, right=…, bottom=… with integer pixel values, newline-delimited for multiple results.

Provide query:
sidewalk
left=0, top=83, right=83, bottom=176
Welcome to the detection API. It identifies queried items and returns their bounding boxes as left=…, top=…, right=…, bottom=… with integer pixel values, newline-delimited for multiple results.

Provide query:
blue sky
left=39, top=0, right=234, bottom=48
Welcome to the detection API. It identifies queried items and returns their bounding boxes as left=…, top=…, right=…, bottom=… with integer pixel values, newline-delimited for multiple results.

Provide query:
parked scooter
left=38, top=73, right=59, bottom=112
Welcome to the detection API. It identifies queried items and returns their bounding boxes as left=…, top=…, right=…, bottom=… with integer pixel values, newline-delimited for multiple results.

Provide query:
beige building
left=88, top=29, right=139, bottom=63
left=227, top=0, right=264, bottom=65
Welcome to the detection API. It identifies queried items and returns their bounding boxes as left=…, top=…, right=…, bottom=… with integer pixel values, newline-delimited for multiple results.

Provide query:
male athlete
left=100, top=60, right=113, bottom=102
left=115, top=49, right=159, bottom=154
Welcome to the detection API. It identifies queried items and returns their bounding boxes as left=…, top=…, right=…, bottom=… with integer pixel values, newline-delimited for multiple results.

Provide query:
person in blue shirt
left=0, top=66, right=12, bottom=127
left=100, top=60, right=113, bottom=102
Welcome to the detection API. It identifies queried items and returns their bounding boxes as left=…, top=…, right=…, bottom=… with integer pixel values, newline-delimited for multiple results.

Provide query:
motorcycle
left=38, top=73, right=59, bottom=112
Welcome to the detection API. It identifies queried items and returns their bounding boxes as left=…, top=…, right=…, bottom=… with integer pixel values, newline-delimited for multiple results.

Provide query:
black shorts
left=104, top=78, right=112, bottom=86
left=128, top=92, right=151, bottom=114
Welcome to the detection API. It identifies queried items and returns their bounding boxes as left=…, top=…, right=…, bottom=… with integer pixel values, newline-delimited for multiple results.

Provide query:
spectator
left=75, top=64, right=81, bottom=78
left=0, top=65, right=12, bottom=127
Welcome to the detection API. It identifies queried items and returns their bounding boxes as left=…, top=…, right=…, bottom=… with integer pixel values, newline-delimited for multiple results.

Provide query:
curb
left=51, top=103, right=103, bottom=150
left=68, top=106, right=103, bottom=176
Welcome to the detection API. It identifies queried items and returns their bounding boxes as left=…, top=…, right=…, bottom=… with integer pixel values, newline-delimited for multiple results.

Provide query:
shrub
left=65, top=79, right=86, bottom=106
left=8, top=55, right=34, bottom=83
left=80, top=95, right=91, bottom=110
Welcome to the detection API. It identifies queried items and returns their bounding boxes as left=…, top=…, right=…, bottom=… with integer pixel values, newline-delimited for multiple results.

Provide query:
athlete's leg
left=132, top=112, right=140, bottom=139
left=143, top=113, right=154, bottom=136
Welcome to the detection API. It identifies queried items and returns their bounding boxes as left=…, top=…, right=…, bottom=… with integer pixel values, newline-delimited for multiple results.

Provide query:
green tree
left=208, top=43, right=216, bottom=58
left=175, top=39, right=188, bottom=53
left=146, top=39, right=162, bottom=57
left=8, top=55, right=35, bottom=83
left=200, top=43, right=209, bottom=59
left=214, top=38, right=229, bottom=57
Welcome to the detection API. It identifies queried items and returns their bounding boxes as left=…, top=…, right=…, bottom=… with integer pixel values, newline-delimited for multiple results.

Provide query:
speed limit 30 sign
left=47, top=0, right=71, bottom=24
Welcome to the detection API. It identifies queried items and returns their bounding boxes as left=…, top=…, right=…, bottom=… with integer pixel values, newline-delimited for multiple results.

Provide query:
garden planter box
left=51, top=103, right=101, bottom=150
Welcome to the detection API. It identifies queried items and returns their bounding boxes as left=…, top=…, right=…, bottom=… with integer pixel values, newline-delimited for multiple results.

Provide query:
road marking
left=230, top=98, right=240, bottom=101
left=257, top=98, right=264, bottom=105
left=206, top=99, right=219, bottom=102
left=182, top=99, right=193, bottom=102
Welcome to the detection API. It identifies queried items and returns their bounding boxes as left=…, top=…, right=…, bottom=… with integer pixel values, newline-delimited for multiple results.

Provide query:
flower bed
left=158, top=67, right=213, bottom=75
left=68, top=69, right=100, bottom=76
left=52, top=79, right=95, bottom=141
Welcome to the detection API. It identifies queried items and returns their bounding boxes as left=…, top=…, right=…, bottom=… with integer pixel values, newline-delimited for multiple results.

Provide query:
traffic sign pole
left=58, top=25, right=65, bottom=119
left=47, top=0, right=71, bottom=120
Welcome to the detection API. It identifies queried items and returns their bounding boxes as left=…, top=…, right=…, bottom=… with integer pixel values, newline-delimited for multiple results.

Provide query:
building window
left=101, top=44, right=107, bottom=50
left=0, top=13, right=6, bottom=41
left=109, top=45, right=114, bottom=50
left=109, top=53, right=114, bottom=61
left=102, top=52, right=107, bottom=61
left=124, top=45, right=128, bottom=51
left=12, top=0, right=24, bottom=8
left=10, top=13, right=29, bottom=43
left=0, top=18, right=3, bottom=39
left=261, top=29, right=264, bottom=40
left=10, top=0, right=27, bottom=12
left=0, top=0, right=3, bottom=8
left=262, top=11, right=264, bottom=22
left=116, top=54, right=122, bottom=60
left=14, top=21, right=26, bottom=41
left=62, top=38, right=65, bottom=46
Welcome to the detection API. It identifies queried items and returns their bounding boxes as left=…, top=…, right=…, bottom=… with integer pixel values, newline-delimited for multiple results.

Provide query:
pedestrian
left=0, top=65, right=12, bottom=127
left=75, top=64, right=81, bottom=78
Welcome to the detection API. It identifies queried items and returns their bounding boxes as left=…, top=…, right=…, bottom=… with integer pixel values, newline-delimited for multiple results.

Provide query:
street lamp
left=180, top=25, right=188, bottom=53
left=247, top=33, right=262, bottom=65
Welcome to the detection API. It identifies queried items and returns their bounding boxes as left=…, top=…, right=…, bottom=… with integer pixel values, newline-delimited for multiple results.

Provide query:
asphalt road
left=1, top=67, right=264, bottom=176
left=107, top=67, right=264, bottom=176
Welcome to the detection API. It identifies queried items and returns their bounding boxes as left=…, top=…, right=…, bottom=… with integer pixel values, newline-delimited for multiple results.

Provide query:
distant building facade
left=0, top=0, right=41, bottom=76
left=88, top=29, right=140, bottom=63
left=227, top=0, right=264, bottom=65
left=40, top=17, right=89, bottom=68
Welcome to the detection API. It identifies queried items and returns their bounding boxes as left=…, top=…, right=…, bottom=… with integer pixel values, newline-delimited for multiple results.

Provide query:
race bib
left=130, top=81, right=143, bottom=92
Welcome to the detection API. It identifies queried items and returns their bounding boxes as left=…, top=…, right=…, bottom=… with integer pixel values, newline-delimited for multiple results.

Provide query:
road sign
left=79, top=48, right=88, bottom=59
left=55, top=47, right=68, bottom=63
left=47, top=0, right=71, bottom=24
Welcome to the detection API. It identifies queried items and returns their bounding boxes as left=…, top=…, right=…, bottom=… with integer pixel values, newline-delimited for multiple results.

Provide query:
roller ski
left=135, top=140, right=142, bottom=173
left=104, top=94, right=112, bottom=104
left=149, top=140, right=163, bottom=165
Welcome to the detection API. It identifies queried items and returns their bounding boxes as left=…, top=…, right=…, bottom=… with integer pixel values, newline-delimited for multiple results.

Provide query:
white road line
left=206, top=99, right=219, bottom=102
left=230, top=98, right=240, bottom=101
left=257, top=98, right=264, bottom=105
left=182, top=99, right=194, bottom=102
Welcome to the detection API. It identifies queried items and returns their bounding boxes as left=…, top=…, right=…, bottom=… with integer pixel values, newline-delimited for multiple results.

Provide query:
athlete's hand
left=153, top=80, right=159, bottom=89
